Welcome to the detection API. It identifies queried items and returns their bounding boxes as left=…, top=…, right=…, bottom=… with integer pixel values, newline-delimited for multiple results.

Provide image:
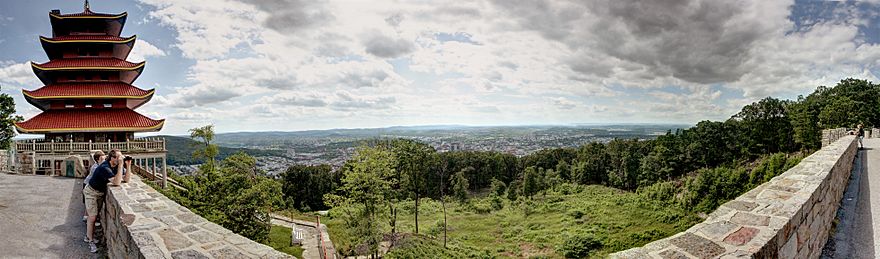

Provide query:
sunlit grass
left=263, top=225, right=305, bottom=258
left=288, top=183, right=700, bottom=258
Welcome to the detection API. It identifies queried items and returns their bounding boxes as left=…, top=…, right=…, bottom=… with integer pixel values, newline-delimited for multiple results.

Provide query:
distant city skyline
left=1, top=0, right=880, bottom=135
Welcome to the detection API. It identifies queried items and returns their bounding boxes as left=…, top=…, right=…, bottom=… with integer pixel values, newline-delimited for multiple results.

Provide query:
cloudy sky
left=1, top=0, right=880, bottom=135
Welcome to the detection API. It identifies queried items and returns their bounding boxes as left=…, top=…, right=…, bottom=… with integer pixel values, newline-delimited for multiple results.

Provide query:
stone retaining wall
left=102, top=174, right=292, bottom=258
left=612, top=135, right=858, bottom=259
left=822, top=128, right=849, bottom=147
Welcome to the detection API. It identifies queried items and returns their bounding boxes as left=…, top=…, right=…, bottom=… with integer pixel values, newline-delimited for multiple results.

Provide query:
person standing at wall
left=82, top=150, right=105, bottom=223
left=82, top=149, right=125, bottom=253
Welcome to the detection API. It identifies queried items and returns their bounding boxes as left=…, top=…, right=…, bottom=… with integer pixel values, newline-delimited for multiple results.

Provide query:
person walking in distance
left=858, top=124, right=865, bottom=149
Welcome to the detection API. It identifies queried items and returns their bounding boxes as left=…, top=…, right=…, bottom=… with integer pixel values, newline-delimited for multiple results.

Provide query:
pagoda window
left=100, top=73, right=109, bottom=81
left=64, top=101, right=75, bottom=108
left=85, top=102, right=93, bottom=108
left=77, top=47, right=99, bottom=57
left=103, top=102, right=112, bottom=108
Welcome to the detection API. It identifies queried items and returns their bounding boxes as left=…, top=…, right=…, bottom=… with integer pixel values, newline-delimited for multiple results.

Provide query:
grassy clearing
left=289, top=183, right=700, bottom=258
left=263, top=225, right=305, bottom=258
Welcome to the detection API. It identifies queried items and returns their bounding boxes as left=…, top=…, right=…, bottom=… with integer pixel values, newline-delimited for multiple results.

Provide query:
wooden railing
left=15, top=137, right=166, bottom=153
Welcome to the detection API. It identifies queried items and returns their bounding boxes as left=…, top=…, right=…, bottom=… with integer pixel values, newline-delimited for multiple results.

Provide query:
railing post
left=151, top=157, right=156, bottom=179
left=50, top=139, right=54, bottom=152
left=69, top=139, right=73, bottom=151
left=162, top=158, right=167, bottom=189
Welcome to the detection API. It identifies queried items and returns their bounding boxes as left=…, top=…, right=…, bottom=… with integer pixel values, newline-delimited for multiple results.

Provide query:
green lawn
left=291, top=183, right=701, bottom=258
left=263, top=225, right=305, bottom=258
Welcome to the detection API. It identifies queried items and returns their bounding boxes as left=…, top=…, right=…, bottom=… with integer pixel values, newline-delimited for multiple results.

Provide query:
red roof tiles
left=51, top=10, right=125, bottom=18
left=42, top=35, right=130, bottom=42
left=33, top=58, right=142, bottom=69
left=15, top=109, right=163, bottom=133
left=24, top=83, right=152, bottom=99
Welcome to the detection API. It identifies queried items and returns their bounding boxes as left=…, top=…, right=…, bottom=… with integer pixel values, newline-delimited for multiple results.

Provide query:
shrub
left=559, top=232, right=603, bottom=259
left=568, top=209, right=585, bottom=219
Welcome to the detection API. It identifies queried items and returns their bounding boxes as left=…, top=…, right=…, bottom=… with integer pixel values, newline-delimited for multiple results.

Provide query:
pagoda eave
left=14, top=122, right=164, bottom=134
left=32, top=63, right=144, bottom=85
left=49, top=11, right=127, bottom=20
left=40, top=35, right=136, bottom=60
left=15, top=109, right=164, bottom=134
left=31, top=59, right=144, bottom=70
left=23, top=87, right=155, bottom=111
left=40, top=35, right=134, bottom=43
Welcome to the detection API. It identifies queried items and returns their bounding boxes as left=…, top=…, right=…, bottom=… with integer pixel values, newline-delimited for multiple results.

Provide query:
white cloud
left=128, top=39, right=167, bottom=62
left=0, top=61, right=38, bottom=87
left=139, top=0, right=265, bottom=59
left=130, top=0, right=880, bottom=132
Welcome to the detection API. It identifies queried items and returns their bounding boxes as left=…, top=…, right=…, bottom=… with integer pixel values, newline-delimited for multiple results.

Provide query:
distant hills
left=161, top=135, right=286, bottom=166
left=162, top=124, right=692, bottom=165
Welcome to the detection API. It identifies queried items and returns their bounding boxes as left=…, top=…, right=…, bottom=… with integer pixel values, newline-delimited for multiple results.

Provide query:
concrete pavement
left=0, top=173, right=96, bottom=258
left=826, top=138, right=880, bottom=258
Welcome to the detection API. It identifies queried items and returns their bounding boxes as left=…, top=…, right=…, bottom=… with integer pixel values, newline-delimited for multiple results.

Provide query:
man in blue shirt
left=82, top=149, right=130, bottom=253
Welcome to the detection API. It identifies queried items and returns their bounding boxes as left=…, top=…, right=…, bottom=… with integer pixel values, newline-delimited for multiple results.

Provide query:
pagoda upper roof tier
left=40, top=35, right=136, bottom=60
left=15, top=109, right=164, bottom=134
left=50, top=10, right=127, bottom=37
left=31, top=58, right=145, bottom=85
left=22, top=83, right=155, bottom=111
left=32, top=58, right=142, bottom=69
left=23, top=83, right=153, bottom=99
left=50, top=9, right=127, bottom=19
left=41, top=35, right=133, bottom=43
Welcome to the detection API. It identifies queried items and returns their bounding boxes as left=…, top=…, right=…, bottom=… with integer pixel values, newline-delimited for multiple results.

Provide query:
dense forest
left=161, top=135, right=287, bottom=165
left=284, top=79, right=879, bottom=210
left=156, top=79, right=879, bottom=258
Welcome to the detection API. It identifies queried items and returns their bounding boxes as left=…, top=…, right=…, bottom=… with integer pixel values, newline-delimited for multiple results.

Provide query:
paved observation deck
left=0, top=173, right=95, bottom=258
left=826, top=137, right=880, bottom=258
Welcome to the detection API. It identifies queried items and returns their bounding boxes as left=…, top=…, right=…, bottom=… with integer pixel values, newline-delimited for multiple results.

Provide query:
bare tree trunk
left=440, top=161, right=448, bottom=248
left=414, top=192, right=420, bottom=234
left=389, top=202, right=397, bottom=236
left=442, top=197, right=448, bottom=248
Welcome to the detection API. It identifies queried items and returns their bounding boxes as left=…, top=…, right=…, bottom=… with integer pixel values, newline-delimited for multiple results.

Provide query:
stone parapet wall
left=16, top=151, right=34, bottom=174
left=0, top=149, right=9, bottom=172
left=822, top=128, right=848, bottom=147
left=611, top=135, right=858, bottom=259
left=102, top=174, right=292, bottom=258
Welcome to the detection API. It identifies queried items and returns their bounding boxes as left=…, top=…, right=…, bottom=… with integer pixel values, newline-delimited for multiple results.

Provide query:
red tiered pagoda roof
left=15, top=109, right=164, bottom=133
left=41, top=35, right=133, bottom=43
left=32, top=58, right=143, bottom=70
left=17, top=2, right=163, bottom=138
left=50, top=9, right=127, bottom=19
left=23, top=83, right=153, bottom=99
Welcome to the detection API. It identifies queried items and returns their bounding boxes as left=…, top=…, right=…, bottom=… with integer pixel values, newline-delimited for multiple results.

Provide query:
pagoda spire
left=84, top=0, right=90, bottom=11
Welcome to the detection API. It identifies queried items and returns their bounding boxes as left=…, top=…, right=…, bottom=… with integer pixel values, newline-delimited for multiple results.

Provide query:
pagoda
left=12, top=1, right=167, bottom=183
left=15, top=0, right=164, bottom=142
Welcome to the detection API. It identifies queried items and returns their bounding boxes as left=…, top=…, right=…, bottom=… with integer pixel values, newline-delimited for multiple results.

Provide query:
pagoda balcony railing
left=15, top=137, right=166, bottom=153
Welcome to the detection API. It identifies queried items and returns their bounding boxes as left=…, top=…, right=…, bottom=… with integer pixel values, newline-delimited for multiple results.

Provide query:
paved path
left=0, top=173, right=95, bottom=258
left=826, top=138, right=879, bottom=258
left=270, top=214, right=339, bottom=259
left=270, top=218, right=322, bottom=259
